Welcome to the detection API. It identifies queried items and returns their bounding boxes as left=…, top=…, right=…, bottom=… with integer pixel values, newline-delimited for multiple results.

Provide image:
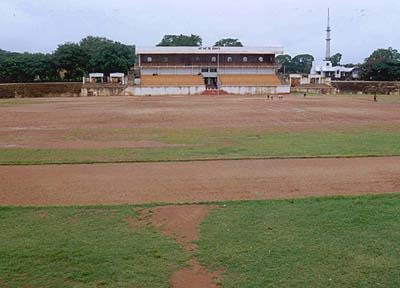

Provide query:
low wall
left=81, top=84, right=127, bottom=97
left=124, top=86, right=206, bottom=96
left=222, top=85, right=290, bottom=95
left=291, top=86, right=337, bottom=95
left=0, top=83, right=82, bottom=98
left=332, top=81, right=400, bottom=94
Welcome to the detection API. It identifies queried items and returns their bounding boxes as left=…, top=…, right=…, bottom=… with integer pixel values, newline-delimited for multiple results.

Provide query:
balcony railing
left=139, top=63, right=281, bottom=68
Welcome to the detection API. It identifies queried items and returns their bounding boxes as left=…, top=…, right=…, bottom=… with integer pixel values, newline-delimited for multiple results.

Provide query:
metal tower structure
left=325, top=8, right=331, bottom=61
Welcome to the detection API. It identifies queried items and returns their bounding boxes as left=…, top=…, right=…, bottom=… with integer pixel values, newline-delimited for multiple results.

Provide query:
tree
left=80, top=36, right=113, bottom=54
left=291, top=54, right=314, bottom=74
left=275, top=55, right=292, bottom=73
left=157, top=34, right=202, bottom=47
left=361, top=47, right=400, bottom=81
left=0, top=36, right=137, bottom=82
left=0, top=51, right=57, bottom=83
left=214, top=38, right=243, bottom=47
left=276, top=54, right=314, bottom=74
left=54, top=43, right=89, bottom=80
left=330, top=53, right=342, bottom=66
left=88, top=41, right=136, bottom=74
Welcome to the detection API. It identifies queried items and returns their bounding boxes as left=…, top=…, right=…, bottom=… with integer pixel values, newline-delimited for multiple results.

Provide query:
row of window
left=145, top=56, right=267, bottom=63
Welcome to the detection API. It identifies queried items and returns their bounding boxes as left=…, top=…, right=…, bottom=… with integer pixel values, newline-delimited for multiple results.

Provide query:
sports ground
left=1, top=94, right=400, bottom=287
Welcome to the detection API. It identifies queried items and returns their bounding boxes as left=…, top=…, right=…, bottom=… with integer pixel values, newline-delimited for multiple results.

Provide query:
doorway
left=205, top=77, right=218, bottom=90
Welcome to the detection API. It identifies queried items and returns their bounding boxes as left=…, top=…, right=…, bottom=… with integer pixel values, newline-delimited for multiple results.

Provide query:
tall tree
left=0, top=36, right=137, bottom=82
left=88, top=41, right=136, bottom=74
left=157, top=34, right=202, bottom=47
left=54, top=43, right=89, bottom=80
left=0, top=51, right=57, bottom=83
left=276, top=55, right=292, bottom=73
left=214, top=38, right=243, bottom=47
left=276, top=54, right=314, bottom=74
left=79, top=36, right=114, bottom=54
left=330, top=53, right=342, bottom=66
left=361, top=47, right=400, bottom=81
left=291, top=54, right=314, bottom=74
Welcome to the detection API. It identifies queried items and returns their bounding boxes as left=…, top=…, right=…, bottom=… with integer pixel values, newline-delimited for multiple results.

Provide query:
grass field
left=1, top=129, right=400, bottom=165
left=198, top=194, right=400, bottom=288
left=1, top=95, right=399, bottom=287
left=1, top=194, right=399, bottom=287
left=0, top=206, right=187, bottom=288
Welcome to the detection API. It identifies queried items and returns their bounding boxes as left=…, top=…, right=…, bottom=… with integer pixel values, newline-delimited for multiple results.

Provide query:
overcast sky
left=1, top=0, right=398, bottom=63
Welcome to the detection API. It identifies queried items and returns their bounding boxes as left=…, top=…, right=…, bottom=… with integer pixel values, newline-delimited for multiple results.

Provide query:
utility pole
left=217, top=49, right=220, bottom=96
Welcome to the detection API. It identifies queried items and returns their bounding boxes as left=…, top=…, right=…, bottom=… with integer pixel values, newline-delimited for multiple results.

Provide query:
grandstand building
left=127, top=47, right=290, bottom=96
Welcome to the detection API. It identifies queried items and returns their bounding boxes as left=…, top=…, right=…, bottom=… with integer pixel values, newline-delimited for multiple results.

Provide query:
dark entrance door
left=205, top=77, right=218, bottom=89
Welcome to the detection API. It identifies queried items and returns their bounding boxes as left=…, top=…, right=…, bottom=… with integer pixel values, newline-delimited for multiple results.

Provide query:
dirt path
left=144, top=205, right=220, bottom=288
left=1, top=157, right=399, bottom=206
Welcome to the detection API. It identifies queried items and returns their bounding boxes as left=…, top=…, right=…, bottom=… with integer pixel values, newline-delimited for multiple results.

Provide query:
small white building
left=290, top=74, right=331, bottom=86
left=110, top=73, right=126, bottom=85
left=88, top=73, right=104, bottom=83
left=311, top=60, right=355, bottom=80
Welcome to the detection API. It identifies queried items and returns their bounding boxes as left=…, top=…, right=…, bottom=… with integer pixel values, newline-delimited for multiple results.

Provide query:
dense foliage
left=214, top=38, right=243, bottom=47
left=0, top=50, right=57, bottom=82
left=156, top=34, right=202, bottom=47
left=330, top=53, right=342, bottom=66
left=360, top=47, right=400, bottom=81
left=0, top=37, right=136, bottom=82
left=276, top=54, right=315, bottom=74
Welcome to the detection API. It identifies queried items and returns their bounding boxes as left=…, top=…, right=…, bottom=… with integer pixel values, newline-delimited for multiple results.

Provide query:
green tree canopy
left=330, top=53, right=342, bottom=66
left=78, top=36, right=136, bottom=74
left=276, top=54, right=314, bottom=74
left=276, top=55, right=292, bottom=73
left=361, top=47, right=400, bottom=81
left=0, top=51, right=57, bottom=83
left=54, top=43, right=89, bottom=80
left=157, top=34, right=202, bottom=47
left=0, top=36, right=136, bottom=82
left=214, top=38, right=243, bottom=47
left=88, top=41, right=136, bottom=74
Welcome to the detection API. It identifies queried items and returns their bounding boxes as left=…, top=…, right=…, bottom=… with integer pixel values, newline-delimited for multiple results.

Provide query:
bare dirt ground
left=1, top=157, right=399, bottom=206
left=145, top=205, right=220, bottom=288
left=1, top=95, right=400, bottom=148
left=1, top=95, right=399, bottom=286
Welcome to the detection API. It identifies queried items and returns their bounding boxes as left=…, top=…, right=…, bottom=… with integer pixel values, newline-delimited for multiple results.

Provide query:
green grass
left=0, top=98, right=36, bottom=107
left=197, top=194, right=400, bottom=288
left=1, top=195, right=400, bottom=287
left=0, top=206, right=188, bottom=288
left=1, top=130, right=400, bottom=165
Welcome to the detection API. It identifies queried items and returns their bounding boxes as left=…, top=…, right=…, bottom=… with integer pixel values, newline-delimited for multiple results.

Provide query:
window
left=243, top=57, right=248, bottom=62
left=195, top=56, right=201, bottom=62
left=258, top=57, right=264, bottom=62
left=211, top=56, right=217, bottom=62
left=162, top=57, right=168, bottom=63
left=210, top=68, right=217, bottom=72
left=201, top=68, right=209, bottom=73
left=227, top=56, right=233, bottom=62
left=147, top=56, right=153, bottom=63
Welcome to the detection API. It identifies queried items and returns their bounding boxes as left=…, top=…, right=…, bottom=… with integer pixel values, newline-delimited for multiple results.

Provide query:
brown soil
left=148, top=205, right=212, bottom=252
left=1, top=95, right=400, bottom=149
left=170, top=259, right=221, bottom=288
left=144, top=205, right=220, bottom=288
left=1, top=157, right=399, bottom=206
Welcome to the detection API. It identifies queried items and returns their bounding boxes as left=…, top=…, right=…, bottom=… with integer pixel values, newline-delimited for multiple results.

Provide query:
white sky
left=0, top=0, right=399, bottom=63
